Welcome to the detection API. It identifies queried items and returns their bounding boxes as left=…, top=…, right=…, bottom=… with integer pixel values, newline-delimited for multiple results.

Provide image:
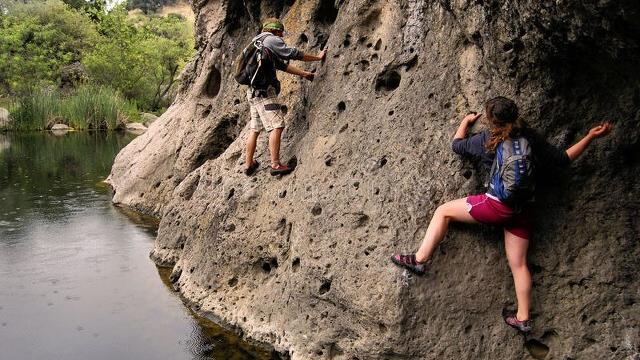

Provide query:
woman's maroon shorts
left=466, top=194, right=532, bottom=239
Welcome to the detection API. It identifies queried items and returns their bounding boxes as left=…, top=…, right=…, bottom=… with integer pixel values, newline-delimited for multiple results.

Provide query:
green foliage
left=62, top=0, right=105, bottom=11
left=0, top=0, right=194, bottom=116
left=9, top=86, right=140, bottom=131
left=62, top=85, right=140, bottom=130
left=126, top=0, right=177, bottom=14
left=8, top=90, right=61, bottom=131
left=0, top=0, right=99, bottom=95
left=84, top=6, right=194, bottom=110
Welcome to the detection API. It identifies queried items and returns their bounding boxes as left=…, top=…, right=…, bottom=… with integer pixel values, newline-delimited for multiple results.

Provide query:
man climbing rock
left=241, top=18, right=326, bottom=176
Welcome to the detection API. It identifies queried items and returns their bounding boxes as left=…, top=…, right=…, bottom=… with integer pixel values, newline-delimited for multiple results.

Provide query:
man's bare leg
left=269, top=128, right=284, bottom=167
left=246, top=131, right=259, bottom=169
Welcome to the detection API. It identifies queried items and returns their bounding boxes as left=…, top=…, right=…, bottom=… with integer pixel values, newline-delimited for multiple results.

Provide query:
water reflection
left=0, top=132, right=276, bottom=360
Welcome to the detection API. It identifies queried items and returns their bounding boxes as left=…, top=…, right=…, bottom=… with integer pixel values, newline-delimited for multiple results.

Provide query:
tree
left=126, top=0, right=176, bottom=14
left=84, top=5, right=193, bottom=110
left=0, top=0, right=99, bottom=95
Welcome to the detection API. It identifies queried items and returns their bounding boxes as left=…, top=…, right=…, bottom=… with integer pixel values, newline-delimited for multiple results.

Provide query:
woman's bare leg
left=504, top=229, right=531, bottom=321
left=415, top=197, right=478, bottom=263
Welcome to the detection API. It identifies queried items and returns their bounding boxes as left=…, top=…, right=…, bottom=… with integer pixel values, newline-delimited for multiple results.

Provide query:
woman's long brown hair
left=484, top=97, right=524, bottom=152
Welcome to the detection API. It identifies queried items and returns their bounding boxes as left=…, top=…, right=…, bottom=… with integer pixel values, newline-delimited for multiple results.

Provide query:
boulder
left=107, top=1, right=640, bottom=359
left=0, top=107, right=9, bottom=129
left=50, top=123, right=72, bottom=136
left=0, top=134, right=9, bottom=152
left=125, top=122, right=147, bottom=134
left=140, top=112, right=158, bottom=127
left=59, top=62, right=87, bottom=93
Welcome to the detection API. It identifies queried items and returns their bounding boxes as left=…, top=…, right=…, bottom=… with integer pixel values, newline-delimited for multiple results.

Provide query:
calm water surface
left=0, top=132, right=274, bottom=360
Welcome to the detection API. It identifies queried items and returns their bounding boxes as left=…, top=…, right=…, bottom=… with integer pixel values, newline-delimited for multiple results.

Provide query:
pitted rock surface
left=108, top=1, right=640, bottom=359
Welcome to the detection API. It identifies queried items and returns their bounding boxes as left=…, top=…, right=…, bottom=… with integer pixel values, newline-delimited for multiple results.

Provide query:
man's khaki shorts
left=247, top=89, right=285, bottom=133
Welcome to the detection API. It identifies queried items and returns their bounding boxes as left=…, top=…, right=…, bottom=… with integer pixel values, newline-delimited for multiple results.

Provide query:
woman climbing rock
left=391, top=96, right=612, bottom=333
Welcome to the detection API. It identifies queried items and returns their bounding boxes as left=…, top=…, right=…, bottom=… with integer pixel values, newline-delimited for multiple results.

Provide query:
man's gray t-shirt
left=250, top=32, right=304, bottom=92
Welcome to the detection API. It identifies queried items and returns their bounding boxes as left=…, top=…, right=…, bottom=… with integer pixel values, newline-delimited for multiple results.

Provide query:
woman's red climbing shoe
left=245, top=160, right=259, bottom=176
left=390, top=254, right=427, bottom=276
left=270, top=164, right=294, bottom=176
left=504, top=314, right=532, bottom=333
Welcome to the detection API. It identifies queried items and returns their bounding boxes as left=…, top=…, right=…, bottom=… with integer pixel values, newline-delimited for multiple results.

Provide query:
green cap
left=262, top=20, right=284, bottom=32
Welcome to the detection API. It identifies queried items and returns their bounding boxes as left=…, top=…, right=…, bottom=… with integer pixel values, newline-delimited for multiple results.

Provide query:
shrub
left=8, top=86, right=140, bottom=131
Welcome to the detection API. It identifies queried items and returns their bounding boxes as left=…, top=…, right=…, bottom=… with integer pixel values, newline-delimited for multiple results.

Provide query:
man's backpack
left=487, top=137, right=535, bottom=207
left=234, top=34, right=271, bottom=86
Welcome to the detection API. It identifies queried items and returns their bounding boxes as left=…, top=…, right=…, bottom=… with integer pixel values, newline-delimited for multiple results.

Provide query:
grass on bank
left=7, top=86, right=141, bottom=131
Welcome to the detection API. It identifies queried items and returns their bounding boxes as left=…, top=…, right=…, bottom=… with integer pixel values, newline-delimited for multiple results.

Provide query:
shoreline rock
left=50, top=123, right=72, bottom=136
left=0, top=107, right=10, bottom=129
left=125, top=122, right=148, bottom=134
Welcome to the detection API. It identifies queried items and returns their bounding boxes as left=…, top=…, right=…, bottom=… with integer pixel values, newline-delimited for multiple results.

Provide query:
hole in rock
left=311, top=204, right=323, bottom=216
left=375, top=70, right=401, bottom=92
left=337, top=101, right=346, bottom=112
left=299, top=33, right=308, bottom=43
left=343, top=38, right=351, bottom=47
left=261, top=257, right=278, bottom=273
left=202, top=105, right=212, bottom=117
left=228, top=277, right=238, bottom=287
left=388, top=110, right=394, bottom=116
left=358, top=60, right=370, bottom=71
left=525, top=339, right=550, bottom=360
left=319, top=279, right=332, bottom=294
left=314, top=0, right=339, bottom=24
left=227, top=188, right=235, bottom=199
left=405, top=55, right=418, bottom=70
left=204, top=66, right=221, bottom=97
left=324, top=154, right=333, bottom=166
left=292, top=257, right=300, bottom=271
left=193, top=115, right=241, bottom=169
left=462, top=170, right=472, bottom=179
left=280, top=104, right=288, bottom=115
left=377, top=156, right=387, bottom=168
left=371, top=53, right=378, bottom=61
left=374, top=39, right=382, bottom=50
left=233, top=99, right=240, bottom=105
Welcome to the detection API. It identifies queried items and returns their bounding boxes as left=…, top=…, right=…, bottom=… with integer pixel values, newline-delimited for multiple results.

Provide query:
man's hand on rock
left=319, top=50, right=327, bottom=61
left=303, top=72, right=315, bottom=82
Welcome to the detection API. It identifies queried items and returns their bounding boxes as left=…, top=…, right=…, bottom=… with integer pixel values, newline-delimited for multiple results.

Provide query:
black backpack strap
left=249, top=33, right=273, bottom=86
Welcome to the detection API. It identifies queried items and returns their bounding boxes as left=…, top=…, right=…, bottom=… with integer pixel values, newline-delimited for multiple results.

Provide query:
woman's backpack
left=234, top=34, right=271, bottom=86
left=487, top=137, right=535, bottom=207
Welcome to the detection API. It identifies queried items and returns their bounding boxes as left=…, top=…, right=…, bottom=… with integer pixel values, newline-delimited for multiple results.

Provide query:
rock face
left=108, top=1, right=640, bottom=359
